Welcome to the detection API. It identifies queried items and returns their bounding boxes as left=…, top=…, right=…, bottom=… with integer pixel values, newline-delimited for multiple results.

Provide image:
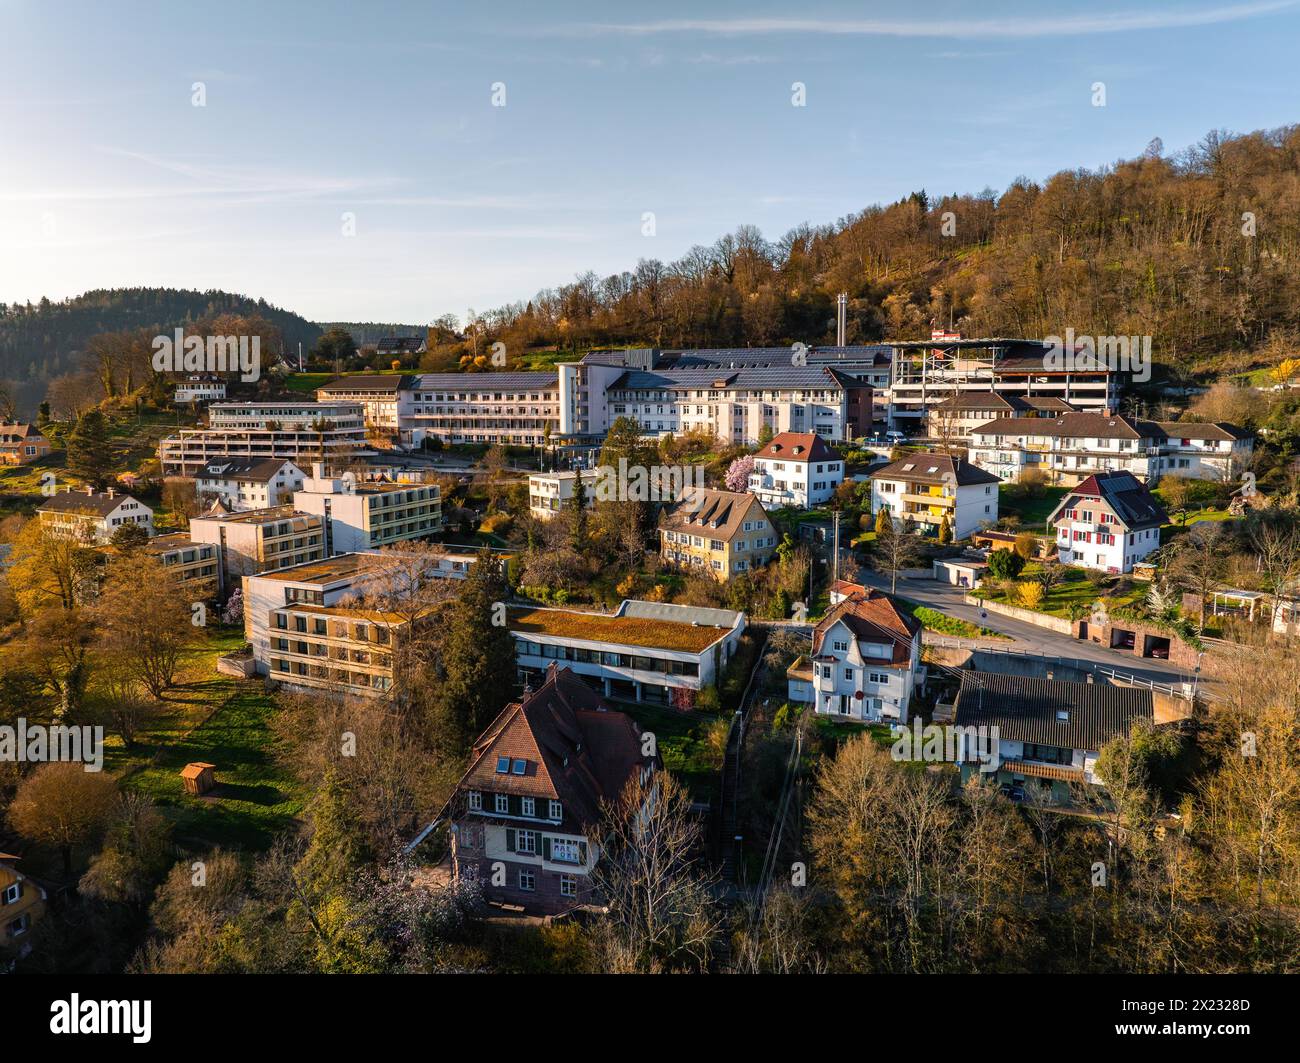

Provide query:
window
left=494, top=794, right=508, bottom=814
left=516, top=829, right=537, bottom=854
left=2, top=882, right=19, bottom=905
left=495, top=755, right=509, bottom=774
left=551, top=838, right=582, bottom=864
left=518, top=870, right=536, bottom=892
left=548, top=800, right=562, bottom=820
left=560, top=874, right=577, bottom=898
left=522, top=797, right=535, bottom=817
left=511, top=758, right=526, bottom=776
left=843, top=668, right=854, bottom=681
left=8, top=913, right=30, bottom=937
left=468, top=791, right=482, bottom=811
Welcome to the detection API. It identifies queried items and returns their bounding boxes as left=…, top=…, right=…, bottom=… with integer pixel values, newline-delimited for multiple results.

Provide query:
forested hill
left=0, top=288, right=321, bottom=405
left=476, top=126, right=1300, bottom=379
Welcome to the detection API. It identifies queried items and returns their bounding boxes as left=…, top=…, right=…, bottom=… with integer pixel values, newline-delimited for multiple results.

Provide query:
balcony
left=901, top=492, right=952, bottom=507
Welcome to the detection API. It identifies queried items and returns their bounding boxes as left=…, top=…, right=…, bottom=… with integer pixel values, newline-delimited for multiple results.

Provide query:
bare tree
left=870, top=514, right=919, bottom=594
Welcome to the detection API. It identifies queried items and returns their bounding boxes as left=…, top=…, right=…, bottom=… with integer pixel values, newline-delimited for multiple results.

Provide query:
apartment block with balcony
left=292, top=463, right=442, bottom=553
left=37, top=488, right=154, bottom=544
left=658, top=487, right=776, bottom=580
left=510, top=599, right=745, bottom=708
left=314, top=375, right=415, bottom=444
left=243, top=553, right=414, bottom=697
left=952, top=671, right=1155, bottom=803
left=748, top=432, right=844, bottom=510
left=1047, top=471, right=1167, bottom=574
left=968, top=412, right=1253, bottom=486
left=869, top=452, right=999, bottom=540
left=188, top=503, right=326, bottom=588
left=445, top=665, right=655, bottom=915
left=924, top=392, right=1076, bottom=442
left=786, top=590, right=922, bottom=723
left=527, top=470, right=596, bottom=521
left=398, top=373, right=560, bottom=447
left=138, top=532, right=221, bottom=593
left=159, top=401, right=367, bottom=475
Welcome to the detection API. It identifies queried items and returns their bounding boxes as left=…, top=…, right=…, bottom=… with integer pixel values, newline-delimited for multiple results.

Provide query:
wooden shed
left=180, top=762, right=217, bottom=796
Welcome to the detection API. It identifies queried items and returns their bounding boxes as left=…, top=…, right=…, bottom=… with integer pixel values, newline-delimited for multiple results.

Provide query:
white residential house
left=1047, top=471, right=1167, bottom=574
left=527, top=470, right=597, bottom=521
left=748, top=432, right=844, bottom=510
left=174, top=375, right=227, bottom=404
left=37, top=488, right=154, bottom=544
left=869, top=452, right=1000, bottom=540
left=968, top=412, right=1253, bottom=486
left=787, top=591, right=922, bottom=723
left=195, top=458, right=306, bottom=511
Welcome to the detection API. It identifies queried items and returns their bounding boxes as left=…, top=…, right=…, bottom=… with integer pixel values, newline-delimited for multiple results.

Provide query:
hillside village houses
left=0, top=422, right=52, bottom=465
left=195, top=458, right=306, bottom=511
left=510, top=600, right=745, bottom=708
left=37, top=487, right=154, bottom=544
left=1048, top=471, right=1168, bottom=574
left=291, top=462, right=443, bottom=553
left=159, top=401, right=367, bottom=475
left=951, top=671, right=1156, bottom=804
left=787, top=590, right=923, bottom=723
left=967, top=411, right=1253, bottom=486
left=445, top=665, right=654, bottom=915
left=869, top=452, right=1000, bottom=540
left=748, top=431, right=844, bottom=510
left=659, top=486, right=777, bottom=579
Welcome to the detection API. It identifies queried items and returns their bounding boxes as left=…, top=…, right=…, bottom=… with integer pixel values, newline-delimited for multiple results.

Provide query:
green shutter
left=505, top=828, right=516, bottom=852
left=542, top=836, right=552, bottom=861
left=578, top=841, right=588, bottom=865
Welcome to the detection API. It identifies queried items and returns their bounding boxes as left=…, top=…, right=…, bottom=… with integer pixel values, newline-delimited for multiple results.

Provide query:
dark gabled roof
left=869, top=452, right=1001, bottom=487
left=813, top=591, right=920, bottom=665
left=410, top=372, right=558, bottom=391
left=0, top=423, right=48, bottom=443
left=1047, top=470, right=1167, bottom=530
left=196, top=457, right=298, bottom=482
left=969, top=412, right=1148, bottom=440
left=1153, top=421, right=1252, bottom=442
left=316, top=374, right=415, bottom=393
left=457, top=665, right=649, bottom=832
left=659, top=487, right=768, bottom=539
left=952, top=670, right=1154, bottom=751
left=38, top=489, right=141, bottom=517
left=754, top=432, right=840, bottom=463
left=932, top=393, right=1076, bottom=413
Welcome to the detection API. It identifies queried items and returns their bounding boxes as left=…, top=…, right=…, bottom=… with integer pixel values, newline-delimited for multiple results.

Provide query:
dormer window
left=1056, top=710, right=1070, bottom=721
left=495, top=755, right=510, bottom=774
left=511, top=758, right=527, bottom=776
left=468, top=790, right=482, bottom=811
left=548, top=800, right=563, bottom=820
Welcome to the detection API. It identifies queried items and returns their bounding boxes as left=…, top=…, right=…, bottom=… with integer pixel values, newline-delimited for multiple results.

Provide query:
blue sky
left=1, top=0, right=1297, bottom=324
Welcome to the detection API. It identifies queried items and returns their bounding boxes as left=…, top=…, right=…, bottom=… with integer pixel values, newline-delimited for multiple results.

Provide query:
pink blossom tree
left=725, top=454, right=755, bottom=493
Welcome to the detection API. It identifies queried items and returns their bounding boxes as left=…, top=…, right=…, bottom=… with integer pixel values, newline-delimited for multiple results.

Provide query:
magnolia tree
left=725, top=454, right=755, bottom=493
left=221, top=588, right=244, bottom=625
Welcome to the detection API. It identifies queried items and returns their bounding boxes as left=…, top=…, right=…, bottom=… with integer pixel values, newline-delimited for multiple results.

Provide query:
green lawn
left=983, top=562, right=1147, bottom=619
left=613, top=700, right=724, bottom=806
left=109, top=629, right=305, bottom=851
left=998, top=485, right=1068, bottom=528
left=895, top=597, right=1010, bottom=639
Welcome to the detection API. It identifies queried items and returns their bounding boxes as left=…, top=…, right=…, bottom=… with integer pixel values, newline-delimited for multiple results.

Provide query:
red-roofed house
left=787, top=591, right=923, bottom=722
left=1048, top=470, right=1167, bottom=574
left=447, top=665, right=656, bottom=914
left=748, top=431, right=844, bottom=509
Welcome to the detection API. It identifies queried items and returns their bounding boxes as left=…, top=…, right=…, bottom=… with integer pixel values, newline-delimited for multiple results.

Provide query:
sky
left=1, top=0, right=1298, bottom=325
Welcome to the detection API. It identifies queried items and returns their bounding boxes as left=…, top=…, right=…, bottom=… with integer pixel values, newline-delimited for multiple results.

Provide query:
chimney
left=85, top=484, right=95, bottom=495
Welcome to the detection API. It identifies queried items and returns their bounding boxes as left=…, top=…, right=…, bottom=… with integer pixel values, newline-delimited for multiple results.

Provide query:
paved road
left=854, top=570, right=1212, bottom=691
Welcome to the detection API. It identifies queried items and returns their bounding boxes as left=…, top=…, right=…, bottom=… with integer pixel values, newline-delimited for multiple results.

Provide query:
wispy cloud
left=554, top=2, right=1297, bottom=40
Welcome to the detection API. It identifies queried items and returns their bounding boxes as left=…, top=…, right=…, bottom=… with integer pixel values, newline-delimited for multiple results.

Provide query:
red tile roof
left=813, top=590, right=920, bottom=665
left=754, top=432, right=839, bottom=463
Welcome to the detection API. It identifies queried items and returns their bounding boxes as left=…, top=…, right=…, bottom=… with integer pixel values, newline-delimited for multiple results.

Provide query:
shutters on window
left=542, top=837, right=552, bottom=861
left=505, top=828, right=516, bottom=852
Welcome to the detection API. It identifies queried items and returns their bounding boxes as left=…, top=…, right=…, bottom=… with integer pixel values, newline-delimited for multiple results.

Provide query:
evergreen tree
left=938, top=514, right=953, bottom=544
left=66, top=409, right=114, bottom=490
left=874, top=507, right=893, bottom=535
left=296, top=770, right=373, bottom=898
left=569, top=468, right=589, bottom=553
left=431, top=549, right=517, bottom=754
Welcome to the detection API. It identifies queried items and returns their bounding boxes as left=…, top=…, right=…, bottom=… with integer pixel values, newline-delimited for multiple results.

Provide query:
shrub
left=479, top=512, right=512, bottom=535
left=1017, top=582, right=1045, bottom=609
left=1014, top=532, right=1038, bottom=560
left=987, top=548, right=1026, bottom=580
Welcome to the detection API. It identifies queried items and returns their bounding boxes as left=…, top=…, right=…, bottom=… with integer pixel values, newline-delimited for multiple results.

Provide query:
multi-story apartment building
left=925, top=392, right=1075, bottom=442
left=0, top=423, right=52, bottom=465
left=138, top=532, right=221, bottom=593
left=952, top=671, right=1155, bottom=803
left=870, top=452, right=1000, bottom=540
left=242, top=553, right=413, bottom=696
left=195, top=458, right=305, bottom=511
left=510, top=599, right=745, bottom=708
left=786, top=591, right=922, bottom=723
left=659, top=487, right=777, bottom=580
left=0, top=853, right=47, bottom=958
left=887, top=338, right=1120, bottom=429
left=748, top=432, right=844, bottom=510
left=314, top=375, right=415, bottom=444
left=1047, top=471, right=1167, bottom=574
left=189, top=504, right=326, bottom=588
left=446, top=664, right=654, bottom=915
left=527, top=470, right=597, bottom=521
left=968, top=412, right=1254, bottom=485
left=159, top=401, right=366, bottom=475
left=398, top=373, right=560, bottom=447
left=292, top=463, right=442, bottom=553
left=173, top=375, right=227, bottom=403
left=37, top=488, right=154, bottom=543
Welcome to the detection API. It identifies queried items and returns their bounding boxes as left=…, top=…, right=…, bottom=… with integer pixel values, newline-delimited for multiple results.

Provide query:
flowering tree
left=221, top=587, right=244, bottom=625
left=725, top=454, right=755, bottom=493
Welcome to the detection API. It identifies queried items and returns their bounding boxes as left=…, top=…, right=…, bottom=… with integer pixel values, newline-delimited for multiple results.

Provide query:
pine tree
left=874, top=506, right=892, bottom=535
left=569, top=468, right=588, bottom=553
left=938, top=514, right=953, bottom=544
left=431, top=549, right=517, bottom=755
left=66, top=409, right=114, bottom=490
